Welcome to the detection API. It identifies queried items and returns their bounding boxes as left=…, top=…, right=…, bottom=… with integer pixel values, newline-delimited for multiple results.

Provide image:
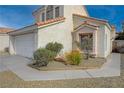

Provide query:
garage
left=14, top=33, right=35, bottom=58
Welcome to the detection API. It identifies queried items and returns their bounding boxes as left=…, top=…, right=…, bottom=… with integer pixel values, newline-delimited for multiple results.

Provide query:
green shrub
left=65, top=50, right=83, bottom=65
left=46, top=42, right=63, bottom=54
left=33, top=48, right=56, bottom=67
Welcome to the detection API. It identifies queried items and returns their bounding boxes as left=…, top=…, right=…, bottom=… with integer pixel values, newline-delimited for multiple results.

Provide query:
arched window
left=46, top=5, right=53, bottom=20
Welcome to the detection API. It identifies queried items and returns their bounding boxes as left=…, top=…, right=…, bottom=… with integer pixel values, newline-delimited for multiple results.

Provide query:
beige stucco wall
left=64, top=5, right=88, bottom=31
left=96, top=26, right=105, bottom=57
left=69, top=5, right=88, bottom=17
left=96, top=25, right=111, bottom=58
left=111, top=30, right=116, bottom=39
left=95, top=25, right=111, bottom=58
left=38, top=21, right=72, bottom=54
left=0, top=34, right=9, bottom=52
left=104, top=26, right=111, bottom=57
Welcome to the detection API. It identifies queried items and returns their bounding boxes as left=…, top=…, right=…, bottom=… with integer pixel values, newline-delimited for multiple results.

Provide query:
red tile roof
left=35, top=17, right=66, bottom=26
left=0, top=27, right=13, bottom=34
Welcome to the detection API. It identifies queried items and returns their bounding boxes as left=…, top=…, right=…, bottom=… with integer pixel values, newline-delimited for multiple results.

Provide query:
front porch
left=72, top=21, right=98, bottom=57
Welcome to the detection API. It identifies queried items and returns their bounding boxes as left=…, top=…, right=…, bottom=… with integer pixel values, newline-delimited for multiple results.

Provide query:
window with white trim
left=46, top=5, right=53, bottom=20
left=55, top=7, right=60, bottom=18
left=41, top=12, right=45, bottom=22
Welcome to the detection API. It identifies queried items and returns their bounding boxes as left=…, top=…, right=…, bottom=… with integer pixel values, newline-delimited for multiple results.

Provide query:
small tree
left=75, top=36, right=93, bottom=59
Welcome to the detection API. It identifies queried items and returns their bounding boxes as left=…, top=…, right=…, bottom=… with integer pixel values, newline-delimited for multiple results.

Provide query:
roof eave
left=73, top=13, right=113, bottom=30
left=8, top=24, right=37, bottom=35
left=74, top=24, right=99, bottom=31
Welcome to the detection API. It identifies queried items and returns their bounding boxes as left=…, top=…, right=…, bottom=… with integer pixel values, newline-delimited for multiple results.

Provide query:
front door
left=79, top=33, right=93, bottom=53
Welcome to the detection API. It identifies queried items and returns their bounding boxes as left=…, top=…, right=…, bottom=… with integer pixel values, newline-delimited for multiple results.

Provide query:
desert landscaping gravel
left=29, top=57, right=105, bottom=71
left=0, top=54, right=124, bottom=88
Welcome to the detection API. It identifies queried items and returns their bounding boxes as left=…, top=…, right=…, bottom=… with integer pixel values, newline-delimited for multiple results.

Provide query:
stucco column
left=93, top=30, right=97, bottom=57
left=44, top=6, right=47, bottom=21
left=9, top=35, right=15, bottom=54
left=53, top=6, right=55, bottom=19
left=72, top=32, right=77, bottom=50
left=34, top=31, right=38, bottom=51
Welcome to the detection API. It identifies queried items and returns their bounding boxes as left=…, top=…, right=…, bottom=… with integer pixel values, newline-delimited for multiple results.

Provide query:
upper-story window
left=46, top=5, right=53, bottom=20
left=55, top=7, right=60, bottom=18
left=35, top=5, right=63, bottom=22
left=41, top=12, right=45, bottom=22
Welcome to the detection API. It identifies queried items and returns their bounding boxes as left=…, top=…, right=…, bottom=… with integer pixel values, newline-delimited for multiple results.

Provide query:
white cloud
left=0, top=22, right=9, bottom=28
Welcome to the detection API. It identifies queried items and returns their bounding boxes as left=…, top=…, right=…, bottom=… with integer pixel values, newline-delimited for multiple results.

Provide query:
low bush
left=46, top=42, right=63, bottom=54
left=65, top=50, right=83, bottom=65
left=33, top=48, right=56, bottom=67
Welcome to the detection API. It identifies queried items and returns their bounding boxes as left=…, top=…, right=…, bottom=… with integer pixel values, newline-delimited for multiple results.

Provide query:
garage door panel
left=15, top=33, right=35, bottom=58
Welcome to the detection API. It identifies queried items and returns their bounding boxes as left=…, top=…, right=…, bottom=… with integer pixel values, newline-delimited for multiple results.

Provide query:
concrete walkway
left=0, top=53, right=120, bottom=81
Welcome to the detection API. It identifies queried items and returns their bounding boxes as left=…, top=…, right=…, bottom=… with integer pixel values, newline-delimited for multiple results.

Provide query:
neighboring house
left=114, top=32, right=124, bottom=52
left=0, top=27, right=13, bottom=52
left=8, top=5, right=116, bottom=58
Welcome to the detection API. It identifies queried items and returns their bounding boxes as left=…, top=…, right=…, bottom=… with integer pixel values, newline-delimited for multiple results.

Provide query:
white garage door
left=15, top=33, right=35, bottom=58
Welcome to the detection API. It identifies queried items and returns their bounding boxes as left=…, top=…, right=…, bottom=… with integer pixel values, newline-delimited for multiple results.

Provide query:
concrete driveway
left=0, top=55, right=8, bottom=72
left=0, top=53, right=121, bottom=81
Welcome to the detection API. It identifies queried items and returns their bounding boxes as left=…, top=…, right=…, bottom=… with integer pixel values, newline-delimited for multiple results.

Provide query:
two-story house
left=8, top=5, right=115, bottom=58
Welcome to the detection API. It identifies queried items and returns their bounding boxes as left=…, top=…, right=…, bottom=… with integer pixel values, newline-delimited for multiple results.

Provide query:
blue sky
left=0, top=5, right=124, bottom=32
left=86, top=5, right=124, bottom=32
left=0, top=5, right=40, bottom=29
